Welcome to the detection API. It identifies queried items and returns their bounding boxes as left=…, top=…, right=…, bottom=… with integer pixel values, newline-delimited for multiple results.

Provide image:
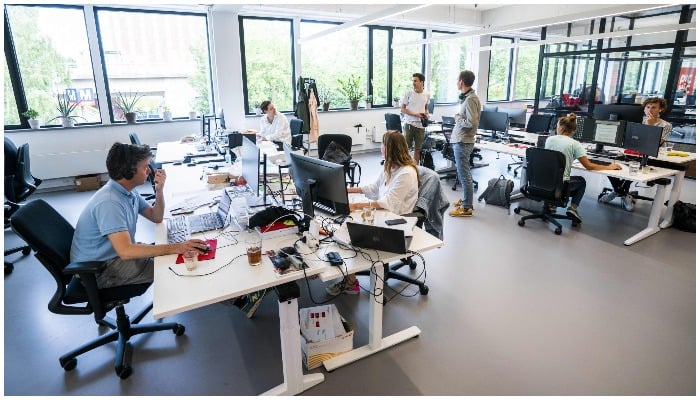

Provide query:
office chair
left=317, top=133, right=361, bottom=187
left=384, top=113, right=402, bottom=132
left=289, top=118, right=307, bottom=154
left=438, top=116, right=479, bottom=191
left=10, top=199, right=185, bottom=379
left=5, top=139, right=41, bottom=273
left=129, top=132, right=156, bottom=151
left=356, top=166, right=449, bottom=299
left=514, top=147, right=578, bottom=235
left=507, top=114, right=555, bottom=177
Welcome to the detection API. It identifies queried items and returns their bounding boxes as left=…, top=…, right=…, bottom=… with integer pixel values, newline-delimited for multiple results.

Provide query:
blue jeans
left=452, top=142, right=474, bottom=209
left=567, top=176, right=586, bottom=208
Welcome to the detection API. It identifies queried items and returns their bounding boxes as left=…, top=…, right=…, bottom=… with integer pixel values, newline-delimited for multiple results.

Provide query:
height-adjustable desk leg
left=322, top=264, right=421, bottom=371
left=262, top=298, right=324, bottom=395
left=624, top=181, right=669, bottom=246
left=659, top=170, right=684, bottom=229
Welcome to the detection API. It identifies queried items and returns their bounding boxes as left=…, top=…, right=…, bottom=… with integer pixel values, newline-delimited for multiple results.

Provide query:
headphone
left=120, top=143, right=137, bottom=180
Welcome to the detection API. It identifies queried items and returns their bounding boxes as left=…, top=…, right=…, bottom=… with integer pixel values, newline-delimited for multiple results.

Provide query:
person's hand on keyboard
left=173, top=239, right=209, bottom=255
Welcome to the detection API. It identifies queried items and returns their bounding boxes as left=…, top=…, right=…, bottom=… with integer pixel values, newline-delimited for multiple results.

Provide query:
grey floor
left=4, top=147, right=696, bottom=395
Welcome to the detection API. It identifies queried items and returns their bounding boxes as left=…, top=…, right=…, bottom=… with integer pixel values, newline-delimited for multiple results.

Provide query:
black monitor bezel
left=592, top=119, right=626, bottom=147
left=592, top=104, right=644, bottom=123
left=623, top=122, right=662, bottom=159
left=241, top=136, right=261, bottom=197
left=478, top=110, right=509, bottom=134
left=288, top=151, right=350, bottom=218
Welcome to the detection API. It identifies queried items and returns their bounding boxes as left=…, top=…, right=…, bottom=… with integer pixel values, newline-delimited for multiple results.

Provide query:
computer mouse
left=203, top=243, right=211, bottom=254
left=211, top=165, right=220, bottom=170
left=173, top=161, right=182, bottom=166
left=183, top=155, right=192, bottom=163
left=270, top=255, right=291, bottom=271
left=187, top=162, right=196, bottom=167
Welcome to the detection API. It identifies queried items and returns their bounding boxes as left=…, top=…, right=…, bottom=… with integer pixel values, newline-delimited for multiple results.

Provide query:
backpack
left=478, top=175, right=514, bottom=214
left=419, top=149, right=435, bottom=170
left=321, top=141, right=351, bottom=165
left=672, top=201, right=695, bottom=233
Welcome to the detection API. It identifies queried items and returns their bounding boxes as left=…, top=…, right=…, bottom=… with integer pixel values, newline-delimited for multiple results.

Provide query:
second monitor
left=288, top=151, right=350, bottom=218
left=478, top=110, right=509, bottom=140
left=592, top=120, right=625, bottom=153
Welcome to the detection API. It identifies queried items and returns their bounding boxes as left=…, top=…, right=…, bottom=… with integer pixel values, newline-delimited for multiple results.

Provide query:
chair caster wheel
left=507, top=166, right=512, bottom=171
left=173, top=324, right=185, bottom=336
left=419, top=285, right=429, bottom=295
left=5, top=264, right=14, bottom=274
left=451, top=185, right=457, bottom=191
left=517, top=219, right=525, bottom=227
left=514, top=207, right=521, bottom=214
left=22, top=247, right=30, bottom=255
left=572, top=222, right=579, bottom=227
left=554, top=227, right=562, bottom=235
left=408, top=259, right=417, bottom=270
left=513, top=172, right=518, bottom=177
left=61, top=358, right=77, bottom=371
left=116, top=365, right=132, bottom=379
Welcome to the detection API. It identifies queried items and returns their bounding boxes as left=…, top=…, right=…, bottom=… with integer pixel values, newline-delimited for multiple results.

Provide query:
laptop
left=344, top=222, right=413, bottom=254
left=167, top=189, right=232, bottom=243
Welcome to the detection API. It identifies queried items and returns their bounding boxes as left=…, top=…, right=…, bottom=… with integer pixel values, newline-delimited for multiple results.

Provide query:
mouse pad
left=175, top=239, right=217, bottom=264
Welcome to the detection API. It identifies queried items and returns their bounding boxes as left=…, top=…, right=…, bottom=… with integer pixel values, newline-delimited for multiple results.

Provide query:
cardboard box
left=300, top=305, right=353, bottom=370
left=74, top=174, right=101, bottom=192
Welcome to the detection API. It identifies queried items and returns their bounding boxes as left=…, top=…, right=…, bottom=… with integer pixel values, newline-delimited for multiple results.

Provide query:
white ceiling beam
left=298, top=4, right=431, bottom=44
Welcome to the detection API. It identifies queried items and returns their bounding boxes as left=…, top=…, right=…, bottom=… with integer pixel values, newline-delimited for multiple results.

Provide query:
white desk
left=155, top=141, right=219, bottom=164
left=152, top=168, right=443, bottom=395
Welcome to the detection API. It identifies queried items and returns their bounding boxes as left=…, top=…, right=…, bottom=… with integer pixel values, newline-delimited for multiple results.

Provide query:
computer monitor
left=228, top=132, right=257, bottom=148
left=288, top=151, right=350, bottom=218
left=593, top=104, right=644, bottom=123
left=216, top=108, right=226, bottom=130
left=592, top=120, right=625, bottom=153
left=478, top=110, right=509, bottom=140
left=623, top=122, right=663, bottom=166
left=573, top=116, right=597, bottom=142
left=525, top=114, right=553, bottom=134
left=621, top=94, right=637, bottom=104
left=241, top=136, right=261, bottom=198
left=503, top=108, right=527, bottom=127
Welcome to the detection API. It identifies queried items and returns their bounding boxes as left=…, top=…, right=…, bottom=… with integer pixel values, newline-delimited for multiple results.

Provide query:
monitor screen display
left=593, top=104, right=644, bottom=123
left=478, top=110, right=509, bottom=134
left=525, top=114, right=553, bottom=133
left=623, top=122, right=663, bottom=158
left=241, top=136, right=261, bottom=197
left=593, top=120, right=625, bottom=146
left=288, top=151, right=350, bottom=218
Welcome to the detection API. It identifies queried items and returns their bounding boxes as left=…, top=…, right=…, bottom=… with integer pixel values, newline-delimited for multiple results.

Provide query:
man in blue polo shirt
left=71, top=143, right=208, bottom=288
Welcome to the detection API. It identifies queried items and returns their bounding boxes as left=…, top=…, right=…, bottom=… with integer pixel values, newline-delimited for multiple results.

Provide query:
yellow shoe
left=452, top=199, right=462, bottom=207
left=449, top=206, right=473, bottom=217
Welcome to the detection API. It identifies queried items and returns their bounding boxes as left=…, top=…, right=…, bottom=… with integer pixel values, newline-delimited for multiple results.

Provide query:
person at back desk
left=545, top=113, right=622, bottom=224
left=325, top=130, right=419, bottom=296
left=258, top=100, right=291, bottom=145
left=600, top=97, right=673, bottom=211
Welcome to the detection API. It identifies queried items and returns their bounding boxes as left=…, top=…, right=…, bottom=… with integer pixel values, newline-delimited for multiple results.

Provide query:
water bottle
left=225, top=150, right=231, bottom=164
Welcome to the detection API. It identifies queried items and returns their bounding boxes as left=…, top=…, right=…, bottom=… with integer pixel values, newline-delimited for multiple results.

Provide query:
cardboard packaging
left=75, top=174, right=101, bottom=192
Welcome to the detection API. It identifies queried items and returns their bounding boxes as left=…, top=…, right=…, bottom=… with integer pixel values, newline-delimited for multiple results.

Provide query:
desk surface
left=155, top=141, right=219, bottom=163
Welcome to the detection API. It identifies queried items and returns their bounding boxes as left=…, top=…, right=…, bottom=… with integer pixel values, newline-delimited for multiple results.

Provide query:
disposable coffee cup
left=629, top=161, right=640, bottom=176
left=244, top=229, right=262, bottom=266
left=183, top=250, right=198, bottom=271
left=362, top=205, right=376, bottom=225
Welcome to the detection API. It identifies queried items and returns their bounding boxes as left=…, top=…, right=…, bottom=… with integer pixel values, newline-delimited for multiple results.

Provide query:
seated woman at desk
left=326, top=130, right=419, bottom=296
left=258, top=101, right=291, bottom=145
left=545, top=113, right=622, bottom=224
left=599, top=97, right=673, bottom=211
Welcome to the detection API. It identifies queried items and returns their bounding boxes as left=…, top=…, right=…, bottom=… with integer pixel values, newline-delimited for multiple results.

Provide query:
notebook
left=342, top=222, right=413, bottom=254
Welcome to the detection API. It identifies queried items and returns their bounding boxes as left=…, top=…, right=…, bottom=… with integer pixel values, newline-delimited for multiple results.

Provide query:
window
left=5, top=5, right=99, bottom=126
left=241, top=17, right=293, bottom=114
left=430, top=31, right=471, bottom=103
left=371, top=28, right=389, bottom=106
left=391, top=29, right=424, bottom=103
left=96, top=9, right=211, bottom=122
left=300, top=21, right=368, bottom=110
left=513, top=41, right=539, bottom=100
left=487, top=37, right=513, bottom=101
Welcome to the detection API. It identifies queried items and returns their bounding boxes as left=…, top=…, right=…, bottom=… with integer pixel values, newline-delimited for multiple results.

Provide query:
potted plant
left=162, top=106, right=172, bottom=121
left=337, top=74, right=364, bottom=110
left=114, top=91, right=143, bottom=124
left=393, top=96, right=401, bottom=107
left=365, top=95, right=373, bottom=109
left=22, top=108, right=40, bottom=129
left=319, top=88, right=333, bottom=112
left=47, top=95, right=84, bottom=128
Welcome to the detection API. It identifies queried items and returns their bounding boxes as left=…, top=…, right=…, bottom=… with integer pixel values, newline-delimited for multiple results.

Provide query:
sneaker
left=452, top=199, right=462, bottom=207
left=240, top=289, right=267, bottom=319
left=449, top=206, right=473, bottom=217
left=599, top=190, right=618, bottom=203
left=622, top=194, right=635, bottom=212
left=566, top=207, right=583, bottom=224
left=325, top=279, right=360, bottom=296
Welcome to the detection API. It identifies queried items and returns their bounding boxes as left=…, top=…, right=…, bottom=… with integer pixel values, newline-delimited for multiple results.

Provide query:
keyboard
left=167, top=216, right=190, bottom=244
left=189, top=213, right=224, bottom=233
left=588, top=159, right=611, bottom=166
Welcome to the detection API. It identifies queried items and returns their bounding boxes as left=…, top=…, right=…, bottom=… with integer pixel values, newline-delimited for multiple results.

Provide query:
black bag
left=321, top=141, right=351, bottom=165
left=419, top=150, right=434, bottom=170
left=672, top=201, right=695, bottom=233
left=478, top=175, right=514, bottom=214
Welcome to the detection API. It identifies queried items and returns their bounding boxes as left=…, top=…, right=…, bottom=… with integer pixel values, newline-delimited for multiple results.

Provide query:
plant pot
left=350, top=100, right=359, bottom=111
left=189, top=111, right=197, bottom=120
left=163, top=111, right=172, bottom=121
left=61, top=117, right=74, bottom=128
left=28, top=119, right=40, bottom=129
left=322, top=103, right=330, bottom=112
left=125, top=112, right=137, bottom=124
left=365, top=102, right=372, bottom=109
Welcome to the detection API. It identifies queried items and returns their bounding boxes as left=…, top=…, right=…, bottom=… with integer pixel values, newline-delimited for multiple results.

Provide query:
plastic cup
left=665, top=143, right=674, bottom=154
left=629, top=161, right=640, bottom=176
left=183, top=250, right=198, bottom=271
left=244, top=229, right=263, bottom=266
left=362, top=206, right=376, bottom=225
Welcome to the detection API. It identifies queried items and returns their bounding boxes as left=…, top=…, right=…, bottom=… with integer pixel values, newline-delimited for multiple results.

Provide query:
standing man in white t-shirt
left=401, top=73, right=431, bottom=163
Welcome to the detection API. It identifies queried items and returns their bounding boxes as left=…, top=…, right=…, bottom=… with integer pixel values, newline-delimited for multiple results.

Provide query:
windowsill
left=5, top=118, right=198, bottom=131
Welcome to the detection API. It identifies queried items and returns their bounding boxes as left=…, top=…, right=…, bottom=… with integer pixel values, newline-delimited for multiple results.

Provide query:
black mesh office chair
left=384, top=113, right=402, bottom=131
left=10, top=199, right=185, bottom=379
left=356, top=166, right=449, bottom=300
left=129, top=132, right=156, bottom=151
left=507, top=114, right=555, bottom=177
left=317, top=133, right=361, bottom=187
left=514, top=147, right=578, bottom=235
left=5, top=139, right=41, bottom=273
left=289, top=118, right=307, bottom=154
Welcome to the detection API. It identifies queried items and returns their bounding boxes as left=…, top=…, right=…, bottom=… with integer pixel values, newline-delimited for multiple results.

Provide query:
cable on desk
left=168, top=253, right=245, bottom=277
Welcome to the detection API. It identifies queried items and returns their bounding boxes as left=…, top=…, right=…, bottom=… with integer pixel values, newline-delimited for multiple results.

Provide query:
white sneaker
left=622, top=194, right=635, bottom=212
left=599, top=191, right=618, bottom=203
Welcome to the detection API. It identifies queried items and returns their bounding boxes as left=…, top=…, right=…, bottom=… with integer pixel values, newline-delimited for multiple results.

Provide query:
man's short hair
left=106, top=143, right=151, bottom=181
left=260, top=100, right=272, bottom=113
left=642, top=96, right=667, bottom=111
left=413, top=73, right=425, bottom=83
left=459, top=70, right=475, bottom=87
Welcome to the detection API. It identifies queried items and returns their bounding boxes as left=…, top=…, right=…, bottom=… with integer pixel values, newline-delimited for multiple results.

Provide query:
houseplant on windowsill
left=47, top=95, right=84, bottom=128
left=337, top=74, right=364, bottom=111
left=114, top=91, right=143, bottom=124
left=319, top=88, right=333, bottom=112
left=162, top=106, right=172, bottom=121
left=365, top=95, right=373, bottom=109
left=22, top=108, right=40, bottom=129
left=393, top=96, right=401, bottom=107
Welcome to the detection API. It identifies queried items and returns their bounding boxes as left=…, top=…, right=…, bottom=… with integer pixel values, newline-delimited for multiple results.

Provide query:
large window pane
left=97, top=9, right=210, bottom=122
left=241, top=18, right=293, bottom=114
left=431, top=32, right=471, bottom=103
left=513, top=41, right=539, bottom=100
left=300, top=21, right=368, bottom=110
left=487, top=37, right=513, bottom=101
left=391, top=29, right=424, bottom=103
left=4, top=55, right=20, bottom=126
left=6, top=5, right=99, bottom=126
left=371, top=29, right=389, bottom=106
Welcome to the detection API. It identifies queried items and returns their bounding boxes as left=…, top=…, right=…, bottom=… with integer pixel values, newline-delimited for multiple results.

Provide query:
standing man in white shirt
left=258, top=101, right=291, bottom=145
left=401, top=73, right=431, bottom=164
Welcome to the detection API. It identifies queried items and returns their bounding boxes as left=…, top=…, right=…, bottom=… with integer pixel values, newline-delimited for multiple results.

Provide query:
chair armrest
left=64, top=261, right=108, bottom=275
